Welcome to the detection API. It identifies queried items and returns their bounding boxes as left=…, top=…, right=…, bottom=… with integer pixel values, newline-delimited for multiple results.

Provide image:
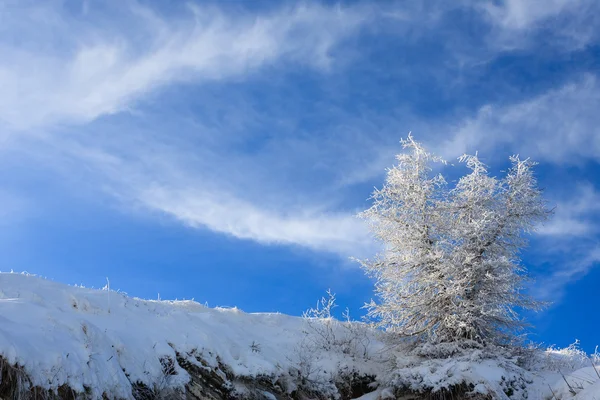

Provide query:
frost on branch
left=358, top=134, right=551, bottom=347
left=301, top=290, right=371, bottom=359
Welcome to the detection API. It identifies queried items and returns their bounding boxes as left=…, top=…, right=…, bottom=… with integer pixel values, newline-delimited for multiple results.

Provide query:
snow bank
left=0, top=273, right=367, bottom=397
left=550, top=367, right=600, bottom=399
left=0, top=272, right=598, bottom=399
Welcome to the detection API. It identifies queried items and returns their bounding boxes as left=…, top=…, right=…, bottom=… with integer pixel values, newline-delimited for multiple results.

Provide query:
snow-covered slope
left=0, top=272, right=598, bottom=400
left=0, top=273, right=383, bottom=399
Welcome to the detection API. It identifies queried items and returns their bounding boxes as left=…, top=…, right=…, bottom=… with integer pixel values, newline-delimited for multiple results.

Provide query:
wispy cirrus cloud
left=138, top=185, right=372, bottom=256
left=0, top=1, right=378, bottom=256
left=439, top=74, right=600, bottom=163
left=335, top=74, right=600, bottom=189
left=47, top=130, right=375, bottom=257
left=4, top=0, right=596, bottom=134
left=479, top=0, right=600, bottom=50
left=538, top=185, right=600, bottom=238
left=526, top=184, right=600, bottom=301
left=532, top=240, right=600, bottom=302
left=0, top=2, right=370, bottom=131
left=1, top=0, right=599, bottom=265
left=482, top=0, right=577, bottom=30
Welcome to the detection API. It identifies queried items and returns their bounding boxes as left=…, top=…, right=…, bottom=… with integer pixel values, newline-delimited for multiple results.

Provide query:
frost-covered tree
left=359, top=135, right=550, bottom=345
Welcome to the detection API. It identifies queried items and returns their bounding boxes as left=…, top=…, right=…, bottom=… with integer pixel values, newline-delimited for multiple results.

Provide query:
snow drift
left=0, top=272, right=597, bottom=399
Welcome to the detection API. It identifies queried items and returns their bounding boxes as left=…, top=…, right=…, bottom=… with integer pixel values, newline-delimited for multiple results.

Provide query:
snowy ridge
left=0, top=273, right=382, bottom=398
left=0, top=272, right=598, bottom=399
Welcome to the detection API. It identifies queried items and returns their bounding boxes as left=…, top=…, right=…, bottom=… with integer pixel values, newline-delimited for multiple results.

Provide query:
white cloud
left=527, top=185, right=600, bottom=301
left=99, top=72, right=599, bottom=257
left=0, top=0, right=383, bottom=257
left=440, top=75, right=600, bottom=163
left=137, top=185, right=373, bottom=257
left=538, top=185, right=600, bottom=237
left=6, top=0, right=594, bottom=135
left=532, top=242, right=600, bottom=301
left=0, top=2, right=369, bottom=130
left=338, top=75, right=600, bottom=189
left=478, top=0, right=600, bottom=50
left=27, top=125, right=377, bottom=258
left=1, top=0, right=599, bottom=262
left=482, top=0, right=579, bottom=30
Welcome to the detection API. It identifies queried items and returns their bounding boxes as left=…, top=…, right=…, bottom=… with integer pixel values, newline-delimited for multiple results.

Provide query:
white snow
left=551, top=367, right=600, bottom=399
left=0, top=273, right=382, bottom=398
left=0, top=272, right=598, bottom=399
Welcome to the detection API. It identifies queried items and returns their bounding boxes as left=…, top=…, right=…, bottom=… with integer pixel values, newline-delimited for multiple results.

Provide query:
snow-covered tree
left=358, top=135, right=550, bottom=345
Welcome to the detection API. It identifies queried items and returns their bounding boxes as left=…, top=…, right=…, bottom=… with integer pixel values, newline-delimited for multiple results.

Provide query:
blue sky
left=1, top=0, right=599, bottom=351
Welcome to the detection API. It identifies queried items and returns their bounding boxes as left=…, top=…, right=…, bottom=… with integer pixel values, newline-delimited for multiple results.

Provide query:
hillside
left=0, top=273, right=598, bottom=399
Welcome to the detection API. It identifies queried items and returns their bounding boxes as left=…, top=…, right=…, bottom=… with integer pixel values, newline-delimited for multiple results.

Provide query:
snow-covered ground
left=0, top=272, right=598, bottom=399
left=0, top=273, right=382, bottom=399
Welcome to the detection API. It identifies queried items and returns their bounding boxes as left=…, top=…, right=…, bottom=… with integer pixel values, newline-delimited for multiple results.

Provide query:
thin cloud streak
left=479, top=0, right=600, bottom=50
left=529, top=185, right=600, bottom=302
left=1, top=0, right=599, bottom=266
left=332, top=75, right=600, bottom=189
left=532, top=243, right=600, bottom=302
left=538, top=185, right=600, bottom=238
left=0, top=2, right=370, bottom=131
left=26, top=122, right=377, bottom=258
left=440, top=75, right=600, bottom=163
left=138, top=185, right=373, bottom=257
